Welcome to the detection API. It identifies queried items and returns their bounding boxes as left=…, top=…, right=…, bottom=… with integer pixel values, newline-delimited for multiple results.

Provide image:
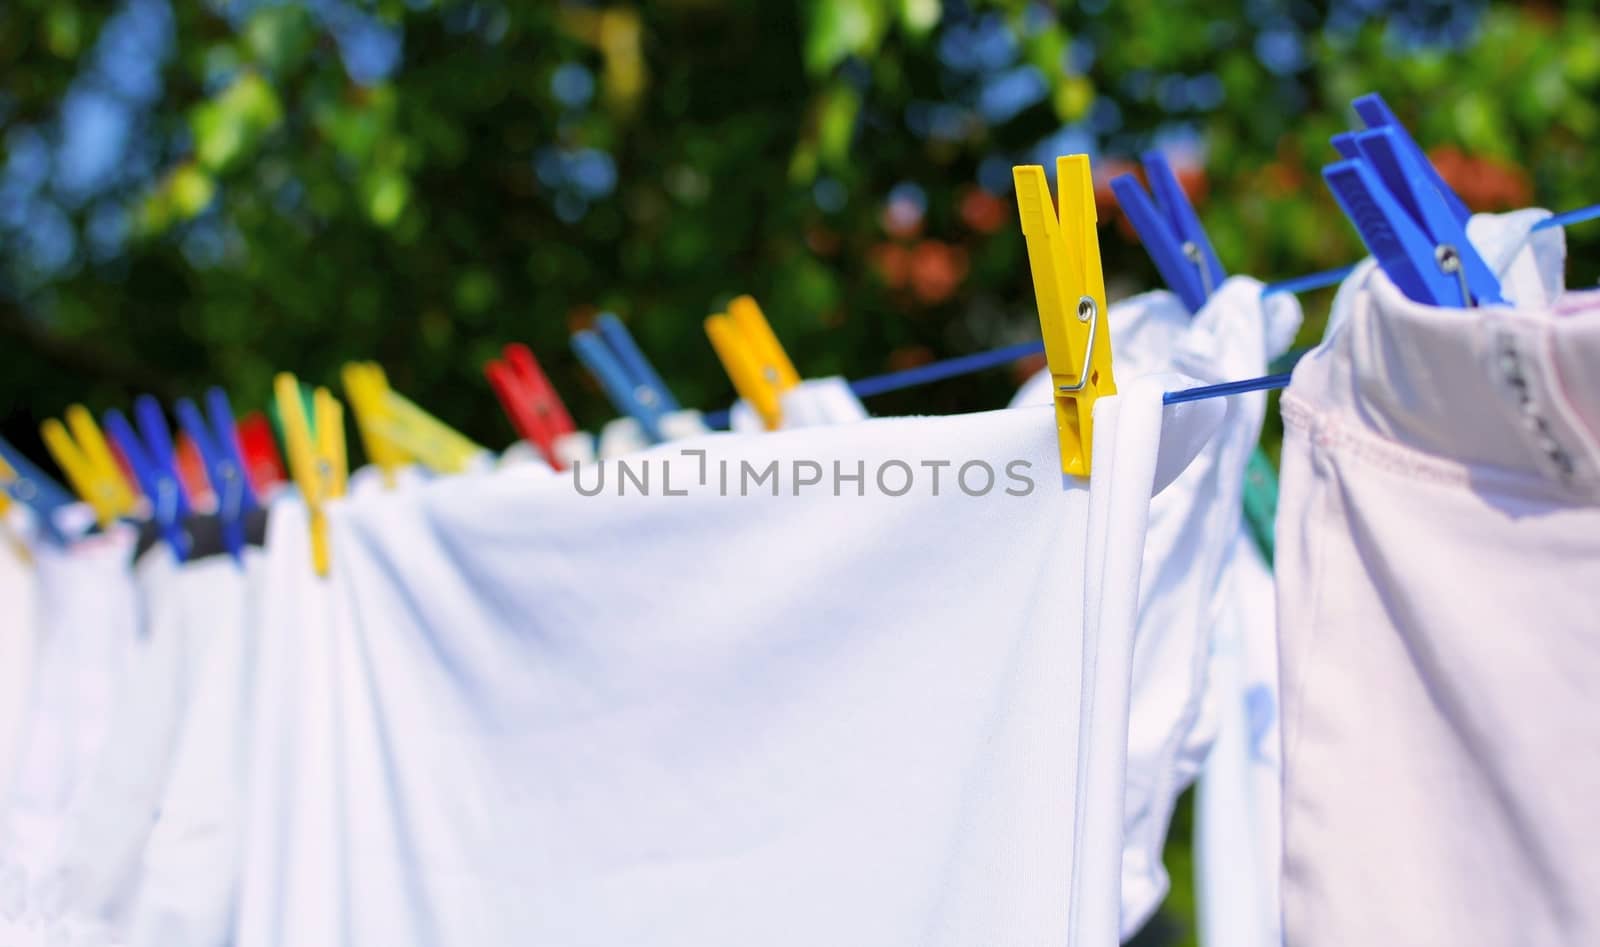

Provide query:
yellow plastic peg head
left=1012, top=155, right=1117, bottom=476
left=704, top=295, right=800, bottom=431
left=40, top=404, right=138, bottom=529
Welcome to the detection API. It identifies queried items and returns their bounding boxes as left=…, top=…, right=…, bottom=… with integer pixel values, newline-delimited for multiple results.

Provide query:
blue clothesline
left=702, top=338, right=1299, bottom=430
left=1535, top=204, right=1600, bottom=231
left=1262, top=265, right=1357, bottom=297
left=1162, top=372, right=1294, bottom=406
left=697, top=202, right=1600, bottom=430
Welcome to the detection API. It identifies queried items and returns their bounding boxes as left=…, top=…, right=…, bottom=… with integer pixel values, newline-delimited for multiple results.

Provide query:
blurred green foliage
left=3, top=0, right=1598, bottom=451
left=3, top=2, right=1598, bottom=942
left=2, top=0, right=1597, bottom=449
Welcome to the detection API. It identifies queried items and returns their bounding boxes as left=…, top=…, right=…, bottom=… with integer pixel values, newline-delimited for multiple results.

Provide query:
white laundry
left=121, top=541, right=264, bottom=947
left=1012, top=277, right=1301, bottom=936
left=230, top=494, right=350, bottom=947
left=595, top=409, right=715, bottom=461
left=23, top=539, right=253, bottom=946
left=0, top=528, right=137, bottom=942
left=233, top=377, right=1221, bottom=947
left=1275, top=209, right=1600, bottom=946
left=728, top=376, right=868, bottom=432
left=1194, top=529, right=1280, bottom=947
left=0, top=520, right=38, bottom=807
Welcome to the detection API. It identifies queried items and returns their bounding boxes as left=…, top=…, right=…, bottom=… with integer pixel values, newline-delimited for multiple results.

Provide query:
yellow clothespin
left=341, top=361, right=483, bottom=478
left=275, top=374, right=347, bottom=577
left=704, top=295, right=801, bottom=431
left=40, top=405, right=139, bottom=529
left=341, top=362, right=409, bottom=487
left=1013, top=155, right=1117, bottom=476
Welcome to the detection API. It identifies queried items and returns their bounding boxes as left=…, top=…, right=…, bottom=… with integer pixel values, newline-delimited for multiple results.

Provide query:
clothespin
left=105, top=396, right=194, bottom=560
left=485, top=344, right=578, bottom=469
left=236, top=411, right=288, bottom=494
left=175, top=388, right=259, bottom=563
left=0, top=435, right=74, bottom=545
left=1347, top=125, right=1502, bottom=305
left=40, top=405, right=139, bottom=530
left=1110, top=151, right=1226, bottom=314
left=572, top=313, right=680, bottom=443
left=703, top=295, right=800, bottom=431
left=1323, top=94, right=1502, bottom=308
left=342, top=363, right=412, bottom=487
left=342, top=362, right=485, bottom=477
left=274, top=374, right=347, bottom=577
left=1013, top=155, right=1118, bottom=477
left=1350, top=93, right=1472, bottom=225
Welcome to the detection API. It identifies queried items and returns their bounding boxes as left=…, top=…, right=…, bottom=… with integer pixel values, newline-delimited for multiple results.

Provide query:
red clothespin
left=486, top=343, right=577, bottom=470
left=236, top=411, right=288, bottom=495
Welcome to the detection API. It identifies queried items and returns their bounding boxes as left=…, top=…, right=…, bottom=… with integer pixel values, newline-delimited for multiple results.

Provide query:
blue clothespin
left=176, top=388, right=258, bottom=563
left=1324, top=93, right=1501, bottom=308
left=1349, top=126, right=1502, bottom=305
left=0, top=435, right=73, bottom=544
left=1324, top=158, right=1473, bottom=307
left=572, top=313, right=680, bottom=443
left=105, top=395, right=192, bottom=560
left=1110, top=150, right=1227, bottom=314
left=1351, top=93, right=1472, bottom=226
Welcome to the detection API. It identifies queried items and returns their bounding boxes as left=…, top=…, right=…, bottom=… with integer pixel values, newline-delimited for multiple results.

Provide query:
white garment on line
left=1012, top=277, right=1301, bottom=936
left=0, top=527, right=137, bottom=942
left=121, top=543, right=264, bottom=947
left=0, top=522, right=38, bottom=808
left=1194, top=529, right=1280, bottom=947
left=728, top=376, right=869, bottom=432
left=234, top=377, right=1222, bottom=947
left=233, top=493, right=350, bottom=947
left=31, top=543, right=258, bottom=947
left=1275, top=209, right=1600, bottom=947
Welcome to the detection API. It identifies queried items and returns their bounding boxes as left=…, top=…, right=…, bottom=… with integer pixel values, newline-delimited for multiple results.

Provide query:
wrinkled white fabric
left=1012, top=277, right=1301, bottom=934
left=729, top=376, right=868, bottom=432
left=590, top=411, right=712, bottom=463
left=234, top=495, right=348, bottom=947
left=37, top=545, right=257, bottom=945
left=598, top=417, right=651, bottom=458
left=234, top=380, right=1220, bottom=947
left=1194, top=530, right=1280, bottom=947
left=1277, top=210, right=1600, bottom=946
left=0, top=529, right=136, bottom=942
left=120, top=544, right=263, bottom=947
left=0, top=527, right=37, bottom=807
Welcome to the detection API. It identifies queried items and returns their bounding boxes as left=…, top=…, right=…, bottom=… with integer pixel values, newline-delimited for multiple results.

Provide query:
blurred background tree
left=3, top=1, right=1597, bottom=941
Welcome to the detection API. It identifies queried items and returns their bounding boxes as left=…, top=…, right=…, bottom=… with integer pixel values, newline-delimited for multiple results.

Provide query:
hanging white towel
left=231, top=377, right=1220, bottom=947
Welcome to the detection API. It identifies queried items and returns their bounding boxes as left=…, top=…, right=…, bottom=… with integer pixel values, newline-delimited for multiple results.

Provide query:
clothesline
left=699, top=202, right=1600, bottom=431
